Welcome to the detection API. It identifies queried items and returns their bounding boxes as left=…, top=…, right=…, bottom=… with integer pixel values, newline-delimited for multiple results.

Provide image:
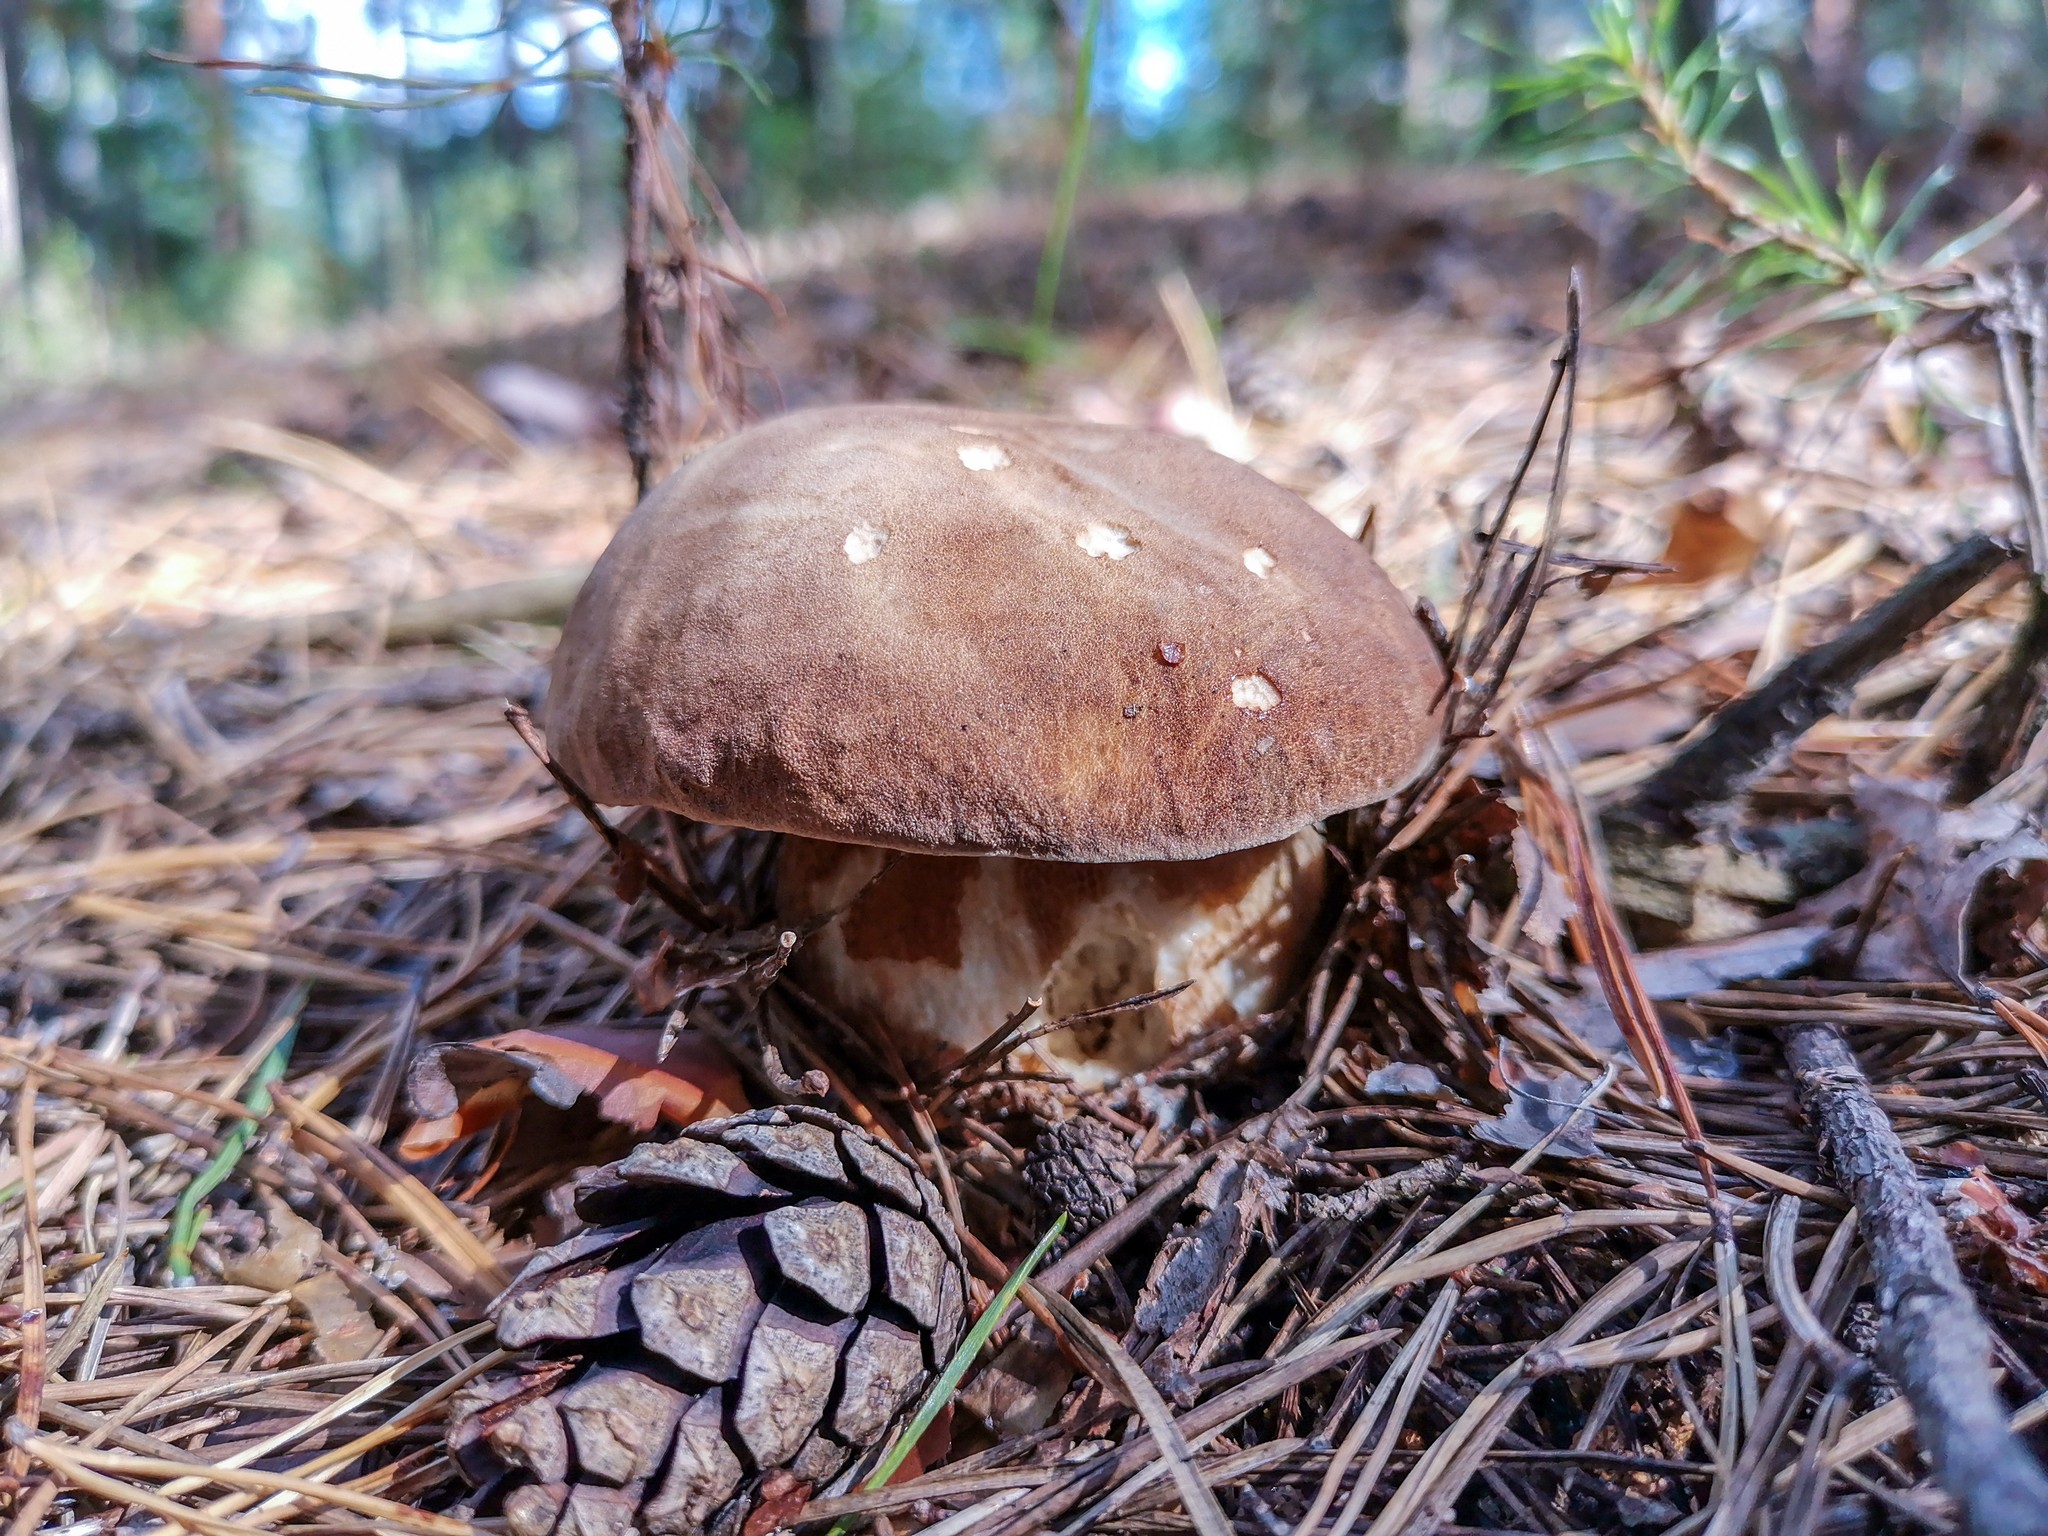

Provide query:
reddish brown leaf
left=613, top=853, right=648, bottom=905
left=1648, top=489, right=1763, bottom=585
left=889, top=1403, right=954, bottom=1484
left=1931, top=1140, right=1987, bottom=1170
left=741, top=1470, right=811, bottom=1536
left=401, top=1027, right=747, bottom=1159
left=399, top=1076, right=531, bottom=1160
left=1955, top=1168, right=2048, bottom=1293
left=631, top=934, right=678, bottom=1013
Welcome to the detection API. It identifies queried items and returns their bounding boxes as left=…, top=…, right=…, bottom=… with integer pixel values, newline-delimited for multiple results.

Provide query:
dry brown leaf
left=220, top=1199, right=324, bottom=1292
left=290, top=1270, right=383, bottom=1363
left=1954, top=1168, right=2048, bottom=1293
left=1649, top=489, right=1763, bottom=584
left=400, top=1026, right=748, bottom=1159
left=893, top=1403, right=957, bottom=1485
left=959, top=1321, right=1074, bottom=1437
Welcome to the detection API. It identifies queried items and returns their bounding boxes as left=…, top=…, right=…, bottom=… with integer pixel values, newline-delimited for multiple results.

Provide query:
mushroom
left=545, top=403, right=1443, bottom=1086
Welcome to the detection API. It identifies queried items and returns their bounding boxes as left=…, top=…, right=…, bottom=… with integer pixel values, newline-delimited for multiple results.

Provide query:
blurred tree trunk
left=369, top=141, right=415, bottom=307
left=1806, top=0, right=1862, bottom=137
left=397, top=138, right=431, bottom=300
left=777, top=0, right=817, bottom=107
left=1255, top=0, right=1306, bottom=155
left=1044, top=0, right=1077, bottom=88
left=106, top=0, right=151, bottom=287
left=1918, top=0, right=1950, bottom=129
left=561, top=0, right=610, bottom=241
left=1399, top=0, right=1450, bottom=149
left=497, top=28, right=541, bottom=269
left=3, top=2, right=68, bottom=266
left=807, top=0, right=850, bottom=155
left=0, top=27, right=23, bottom=292
left=308, top=110, right=349, bottom=307
left=389, top=26, right=426, bottom=304
left=695, top=76, right=749, bottom=210
left=182, top=0, right=244, bottom=254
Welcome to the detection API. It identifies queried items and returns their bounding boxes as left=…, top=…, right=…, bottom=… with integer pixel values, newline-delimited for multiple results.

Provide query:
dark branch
left=1784, top=1022, right=2048, bottom=1536
left=1626, top=532, right=2018, bottom=837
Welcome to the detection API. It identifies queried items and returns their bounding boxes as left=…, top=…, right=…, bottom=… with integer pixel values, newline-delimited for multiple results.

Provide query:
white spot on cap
left=1243, top=546, right=1277, bottom=578
left=957, top=442, right=1011, bottom=471
left=1077, top=523, right=1139, bottom=560
left=1232, top=673, right=1282, bottom=712
left=844, top=525, right=888, bottom=564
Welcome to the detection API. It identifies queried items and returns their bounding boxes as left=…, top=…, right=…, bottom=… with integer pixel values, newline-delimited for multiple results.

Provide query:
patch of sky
left=913, top=0, right=1213, bottom=133
left=206, top=0, right=606, bottom=147
left=1715, top=0, right=1804, bottom=53
left=1866, top=52, right=1914, bottom=95
left=1101, top=0, right=1214, bottom=138
left=159, top=0, right=1222, bottom=151
left=238, top=0, right=409, bottom=103
left=922, top=4, right=1010, bottom=120
left=507, top=11, right=571, bottom=131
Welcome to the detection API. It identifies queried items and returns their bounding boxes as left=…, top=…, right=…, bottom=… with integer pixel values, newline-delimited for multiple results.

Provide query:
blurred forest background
left=5, top=0, right=2048, bottom=386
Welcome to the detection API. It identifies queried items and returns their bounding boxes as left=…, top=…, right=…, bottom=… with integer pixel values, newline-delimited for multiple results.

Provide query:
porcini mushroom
left=545, top=403, right=1442, bottom=1086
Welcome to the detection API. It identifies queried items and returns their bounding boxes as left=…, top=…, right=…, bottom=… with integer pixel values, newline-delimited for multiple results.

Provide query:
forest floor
left=3, top=168, right=2047, bottom=1536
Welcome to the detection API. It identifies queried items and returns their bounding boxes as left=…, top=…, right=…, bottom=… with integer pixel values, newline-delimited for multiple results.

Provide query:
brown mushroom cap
left=546, top=402, right=1444, bottom=862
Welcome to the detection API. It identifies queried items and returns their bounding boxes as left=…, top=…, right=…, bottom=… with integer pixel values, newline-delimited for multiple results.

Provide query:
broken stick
left=1785, top=1021, right=2048, bottom=1536
left=1629, top=533, right=2017, bottom=837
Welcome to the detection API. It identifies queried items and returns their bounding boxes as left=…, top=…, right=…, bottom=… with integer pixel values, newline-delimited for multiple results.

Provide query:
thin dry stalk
left=1295, top=1281, right=1460, bottom=1536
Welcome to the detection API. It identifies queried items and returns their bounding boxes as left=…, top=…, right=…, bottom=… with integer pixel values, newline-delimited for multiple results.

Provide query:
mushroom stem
left=776, top=829, right=1329, bottom=1087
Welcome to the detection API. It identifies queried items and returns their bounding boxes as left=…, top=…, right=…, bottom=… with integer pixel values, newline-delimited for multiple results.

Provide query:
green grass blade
left=1700, top=79, right=1748, bottom=144
left=1756, top=66, right=1839, bottom=238
left=1875, top=162, right=1954, bottom=267
left=1912, top=185, right=2036, bottom=275
left=1029, top=0, right=1103, bottom=360
left=1669, top=37, right=1719, bottom=100
left=165, top=984, right=309, bottom=1281
left=828, top=1212, right=1068, bottom=1533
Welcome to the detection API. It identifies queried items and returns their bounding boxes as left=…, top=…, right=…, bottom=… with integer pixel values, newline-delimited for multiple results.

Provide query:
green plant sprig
left=165, top=984, right=310, bottom=1283
left=1502, top=0, right=2036, bottom=341
left=1030, top=0, right=1106, bottom=363
left=826, top=1212, right=1068, bottom=1535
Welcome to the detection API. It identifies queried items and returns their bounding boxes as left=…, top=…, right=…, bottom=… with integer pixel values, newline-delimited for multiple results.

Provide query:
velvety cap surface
left=545, top=402, right=1444, bottom=861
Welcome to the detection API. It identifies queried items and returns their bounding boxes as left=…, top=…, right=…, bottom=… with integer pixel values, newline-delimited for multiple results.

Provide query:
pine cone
left=1022, top=1117, right=1136, bottom=1237
left=450, top=1107, right=967, bottom=1536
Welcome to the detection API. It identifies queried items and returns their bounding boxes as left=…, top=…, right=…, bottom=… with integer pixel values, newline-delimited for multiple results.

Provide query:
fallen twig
left=297, top=568, right=589, bottom=648
left=1627, top=532, right=2019, bottom=837
left=504, top=703, right=719, bottom=929
left=1784, top=1021, right=2048, bottom=1536
left=1957, top=278, right=2048, bottom=797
